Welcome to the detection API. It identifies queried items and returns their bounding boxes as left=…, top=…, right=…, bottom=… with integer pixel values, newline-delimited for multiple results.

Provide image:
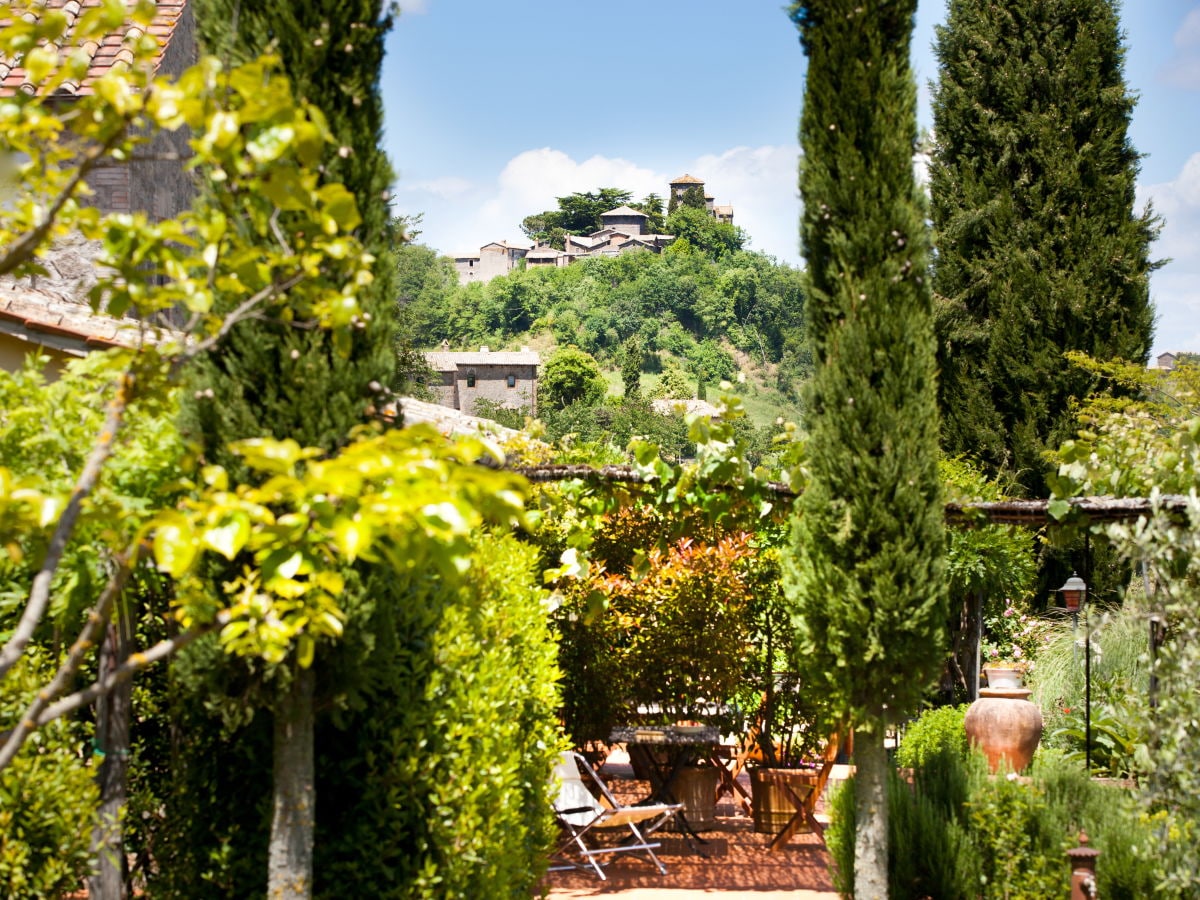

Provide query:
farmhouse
left=424, top=346, right=540, bottom=417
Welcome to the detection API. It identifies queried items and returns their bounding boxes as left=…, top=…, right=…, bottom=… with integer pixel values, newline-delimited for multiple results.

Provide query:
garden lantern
left=1058, top=571, right=1086, bottom=614
left=1058, top=571, right=1092, bottom=773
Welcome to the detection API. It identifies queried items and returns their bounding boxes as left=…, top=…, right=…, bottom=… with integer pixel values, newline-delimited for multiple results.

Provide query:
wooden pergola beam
left=511, top=464, right=1192, bottom=528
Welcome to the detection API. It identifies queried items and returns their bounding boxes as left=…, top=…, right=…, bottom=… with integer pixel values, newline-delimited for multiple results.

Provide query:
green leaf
left=202, top=513, right=250, bottom=560
left=153, top=512, right=197, bottom=578
left=1047, top=498, right=1072, bottom=521
left=317, top=183, right=361, bottom=233
left=332, top=517, right=369, bottom=562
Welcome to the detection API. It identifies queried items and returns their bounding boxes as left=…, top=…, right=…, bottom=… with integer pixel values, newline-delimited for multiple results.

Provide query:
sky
left=382, top=2, right=1200, bottom=358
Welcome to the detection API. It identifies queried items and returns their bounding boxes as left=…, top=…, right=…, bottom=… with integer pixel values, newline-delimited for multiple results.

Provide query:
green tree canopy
left=665, top=206, right=746, bottom=261
left=540, top=346, right=609, bottom=409
left=930, top=0, right=1159, bottom=496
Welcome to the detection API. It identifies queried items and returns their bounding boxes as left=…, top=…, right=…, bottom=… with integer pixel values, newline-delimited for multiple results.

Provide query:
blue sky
left=383, top=2, right=1200, bottom=357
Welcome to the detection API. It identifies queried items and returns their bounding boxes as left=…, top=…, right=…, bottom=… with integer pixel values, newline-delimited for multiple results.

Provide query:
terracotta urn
left=964, top=685, right=1043, bottom=774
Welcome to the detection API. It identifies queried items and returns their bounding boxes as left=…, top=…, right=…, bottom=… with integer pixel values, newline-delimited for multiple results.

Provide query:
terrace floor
left=542, top=749, right=847, bottom=899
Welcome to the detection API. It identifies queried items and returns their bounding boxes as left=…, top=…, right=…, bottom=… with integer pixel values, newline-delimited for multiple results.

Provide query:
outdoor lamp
left=1059, top=570, right=1093, bottom=774
left=1059, top=572, right=1087, bottom=612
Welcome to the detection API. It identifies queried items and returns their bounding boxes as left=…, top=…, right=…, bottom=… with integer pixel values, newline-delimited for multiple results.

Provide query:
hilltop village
left=453, top=174, right=733, bottom=285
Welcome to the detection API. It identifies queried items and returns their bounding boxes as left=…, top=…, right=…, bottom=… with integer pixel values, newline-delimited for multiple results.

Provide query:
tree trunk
left=267, top=665, right=316, bottom=900
left=853, top=721, right=889, bottom=900
left=88, top=614, right=133, bottom=900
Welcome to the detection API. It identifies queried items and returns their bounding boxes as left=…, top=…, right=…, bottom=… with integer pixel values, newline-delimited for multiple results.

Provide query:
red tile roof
left=670, top=174, right=704, bottom=185
left=0, top=284, right=181, bottom=354
left=0, top=0, right=188, bottom=97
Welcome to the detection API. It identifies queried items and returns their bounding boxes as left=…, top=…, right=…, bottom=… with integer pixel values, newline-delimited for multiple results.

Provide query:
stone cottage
left=424, top=347, right=540, bottom=417
left=0, top=0, right=196, bottom=372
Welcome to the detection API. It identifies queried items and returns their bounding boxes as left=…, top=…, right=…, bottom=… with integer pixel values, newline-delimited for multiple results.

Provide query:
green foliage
left=0, top=653, right=96, bottom=899
left=827, top=761, right=979, bottom=900
left=649, top=358, right=694, bottom=401
left=1047, top=353, right=1200, bottom=894
left=555, top=532, right=757, bottom=739
left=540, top=346, right=608, bottom=409
left=313, top=534, right=562, bottom=898
left=787, top=0, right=947, bottom=729
left=664, top=205, right=746, bottom=261
left=620, top=334, right=644, bottom=399
left=931, top=0, right=1159, bottom=496
left=830, top=747, right=1166, bottom=899
left=538, top=407, right=797, bottom=744
left=404, top=245, right=807, bottom=400
left=895, top=704, right=970, bottom=770
left=1026, top=597, right=1149, bottom=778
left=539, top=397, right=694, bottom=463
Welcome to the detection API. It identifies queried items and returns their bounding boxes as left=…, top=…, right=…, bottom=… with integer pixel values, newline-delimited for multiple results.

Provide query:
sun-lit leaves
left=146, top=424, right=530, bottom=664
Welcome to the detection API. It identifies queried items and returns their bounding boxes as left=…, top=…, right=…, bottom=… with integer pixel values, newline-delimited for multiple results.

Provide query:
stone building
left=0, top=0, right=197, bottom=371
left=453, top=240, right=532, bottom=285
left=669, top=173, right=734, bottom=224
left=453, top=175, right=734, bottom=285
left=424, top=347, right=540, bottom=417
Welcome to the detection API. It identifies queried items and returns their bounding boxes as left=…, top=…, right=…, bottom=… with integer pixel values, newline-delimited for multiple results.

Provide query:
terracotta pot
left=964, top=686, right=1043, bottom=773
left=749, top=767, right=818, bottom=835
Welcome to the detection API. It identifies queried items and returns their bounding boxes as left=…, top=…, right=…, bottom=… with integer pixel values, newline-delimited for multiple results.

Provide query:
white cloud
left=1140, top=151, right=1200, bottom=353
left=397, top=0, right=428, bottom=14
left=1160, top=8, right=1200, bottom=89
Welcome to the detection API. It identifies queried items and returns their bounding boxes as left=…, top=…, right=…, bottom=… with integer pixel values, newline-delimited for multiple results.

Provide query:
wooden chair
left=712, top=720, right=760, bottom=816
left=766, top=731, right=841, bottom=851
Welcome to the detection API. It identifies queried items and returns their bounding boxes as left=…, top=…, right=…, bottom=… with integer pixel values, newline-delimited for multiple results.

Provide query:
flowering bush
left=981, top=598, right=1044, bottom=670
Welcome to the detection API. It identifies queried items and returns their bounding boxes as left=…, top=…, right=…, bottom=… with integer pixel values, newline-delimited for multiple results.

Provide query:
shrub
left=152, top=533, right=563, bottom=899
left=313, top=533, right=563, bottom=898
left=0, top=653, right=96, bottom=899
left=827, top=745, right=1166, bottom=898
left=895, top=704, right=970, bottom=770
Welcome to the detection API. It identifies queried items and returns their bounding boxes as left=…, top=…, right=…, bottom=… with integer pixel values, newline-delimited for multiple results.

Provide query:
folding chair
left=767, top=731, right=841, bottom=851
left=548, top=750, right=683, bottom=880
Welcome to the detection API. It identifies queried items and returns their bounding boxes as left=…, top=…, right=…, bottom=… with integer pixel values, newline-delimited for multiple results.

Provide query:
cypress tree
left=787, top=3, right=946, bottom=895
left=176, top=4, right=398, bottom=897
left=931, top=0, right=1159, bottom=496
left=181, top=0, right=397, bottom=471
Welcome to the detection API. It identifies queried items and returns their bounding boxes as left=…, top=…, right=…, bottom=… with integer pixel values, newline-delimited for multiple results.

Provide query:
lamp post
left=1059, top=572, right=1090, bottom=773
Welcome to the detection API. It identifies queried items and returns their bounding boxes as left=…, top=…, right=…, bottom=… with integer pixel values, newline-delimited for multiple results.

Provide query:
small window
left=506, top=374, right=516, bottom=388
left=466, top=371, right=476, bottom=388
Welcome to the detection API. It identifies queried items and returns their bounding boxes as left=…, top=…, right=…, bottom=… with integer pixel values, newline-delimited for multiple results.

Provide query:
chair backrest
left=553, top=752, right=603, bottom=828
left=807, top=732, right=841, bottom=809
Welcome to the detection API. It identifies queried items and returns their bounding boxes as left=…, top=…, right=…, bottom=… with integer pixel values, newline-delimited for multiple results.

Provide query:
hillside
left=394, top=242, right=811, bottom=428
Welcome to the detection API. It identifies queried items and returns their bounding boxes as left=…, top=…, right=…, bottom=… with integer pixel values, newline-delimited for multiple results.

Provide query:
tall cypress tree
left=177, top=4, right=397, bottom=897
left=787, top=3, right=946, bottom=895
left=931, top=0, right=1158, bottom=496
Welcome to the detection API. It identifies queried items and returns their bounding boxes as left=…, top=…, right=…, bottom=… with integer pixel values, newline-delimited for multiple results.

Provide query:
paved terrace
left=543, top=748, right=845, bottom=899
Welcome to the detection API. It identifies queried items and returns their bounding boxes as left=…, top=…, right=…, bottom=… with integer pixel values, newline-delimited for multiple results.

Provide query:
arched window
left=466, top=371, right=476, bottom=388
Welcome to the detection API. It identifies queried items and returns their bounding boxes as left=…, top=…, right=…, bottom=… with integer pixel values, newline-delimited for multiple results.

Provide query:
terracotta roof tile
left=670, top=174, right=704, bottom=185
left=0, top=283, right=182, bottom=354
left=1, top=0, right=187, bottom=98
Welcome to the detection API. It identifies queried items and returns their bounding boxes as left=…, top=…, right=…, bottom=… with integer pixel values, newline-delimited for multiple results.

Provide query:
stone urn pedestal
left=964, top=685, right=1044, bottom=774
